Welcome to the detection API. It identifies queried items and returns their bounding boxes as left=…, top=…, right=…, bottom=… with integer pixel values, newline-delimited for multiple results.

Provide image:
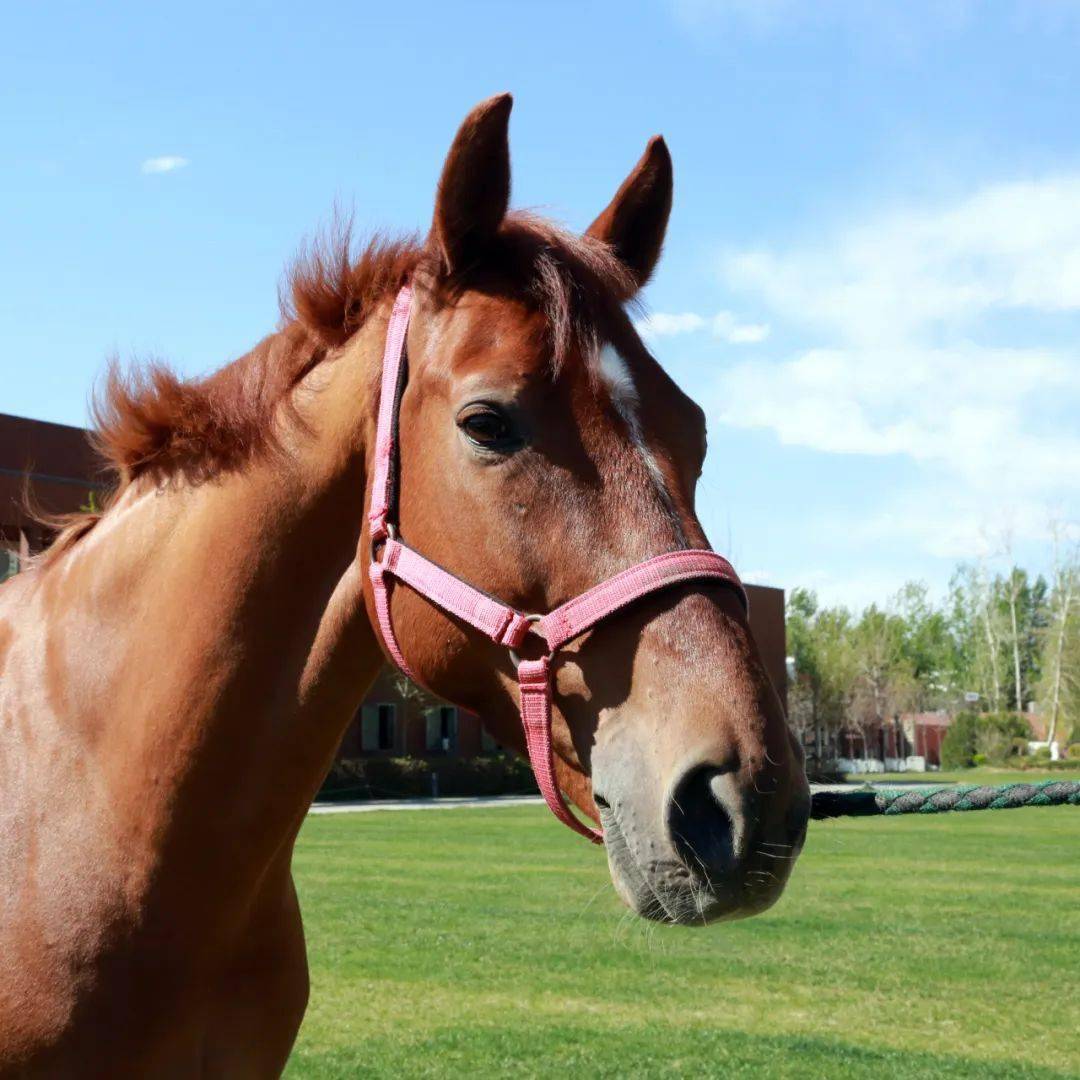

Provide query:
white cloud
left=723, top=176, right=1080, bottom=344
left=712, top=173, right=1080, bottom=557
left=711, top=311, right=770, bottom=344
left=847, top=489, right=1059, bottom=562
left=636, top=310, right=769, bottom=344
left=636, top=312, right=706, bottom=336
left=141, top=156, right=189, bottom=175
left=718, top=344, right=1080, bottom=494
left=788, top=565, right=931, bottom=614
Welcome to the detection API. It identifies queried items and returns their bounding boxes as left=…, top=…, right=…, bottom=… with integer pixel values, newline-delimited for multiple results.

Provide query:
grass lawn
left=843, top=766, right=1080, bottom=785
left=288, top=804, right=1079, bottom=1079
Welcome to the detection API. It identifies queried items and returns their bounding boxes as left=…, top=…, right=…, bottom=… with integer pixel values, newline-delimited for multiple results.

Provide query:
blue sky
left=4, top=1, right=1080, bottom=608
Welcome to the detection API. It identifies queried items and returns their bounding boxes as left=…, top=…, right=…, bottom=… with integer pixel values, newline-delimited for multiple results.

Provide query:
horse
left=0, top=94, right=809, bottom=1076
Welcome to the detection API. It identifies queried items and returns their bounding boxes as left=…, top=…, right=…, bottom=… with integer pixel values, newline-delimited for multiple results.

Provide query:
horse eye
left=457, top=405, right=520, bottom=452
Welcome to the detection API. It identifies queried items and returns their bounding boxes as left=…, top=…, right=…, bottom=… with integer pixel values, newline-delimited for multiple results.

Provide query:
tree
left=950, top=564, right=1008, bottom=711
left=997, top=563, right=1047, bottom=713
left=787, top=535, right=1078, bottom=767
left=785, top=588, right=819, bottom=748
left=785, top=589, right=855, bottom=763
left=846, top=605, right=917, bottom=760
left=1038, top=531, right=1080, bottom=751
left=894, top=581, right=961, bottom=710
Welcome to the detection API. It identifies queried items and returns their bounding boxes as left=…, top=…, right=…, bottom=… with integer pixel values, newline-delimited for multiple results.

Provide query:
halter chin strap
left=367, top=284, right=748, bottom=845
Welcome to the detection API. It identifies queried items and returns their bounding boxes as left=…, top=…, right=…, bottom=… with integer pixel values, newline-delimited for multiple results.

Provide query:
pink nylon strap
left=371, top=547, right=601, bottom=839
left=368, top=559, right=418, bottom=682
left=378, top=539, right=533, bottom=649
left=366, top=284, right=748, bottom=846
left=539, top=549, right=746, bottom=650
left=368, top=284, right=414, bottom=542
left=518, top=657, right=603, bottom=843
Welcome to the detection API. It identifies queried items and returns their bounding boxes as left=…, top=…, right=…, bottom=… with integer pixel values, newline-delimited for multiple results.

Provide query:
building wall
left=745, top=584, right=787, bottom=715
left=0, top=412, right=107, bottom=569
left=839, top=713, right=952, bottom=768
left=335, top=668, right=487, bottom=760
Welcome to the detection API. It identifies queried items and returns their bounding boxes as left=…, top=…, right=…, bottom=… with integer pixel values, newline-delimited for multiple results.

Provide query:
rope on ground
left=810, top=779, right=1080, bottom=820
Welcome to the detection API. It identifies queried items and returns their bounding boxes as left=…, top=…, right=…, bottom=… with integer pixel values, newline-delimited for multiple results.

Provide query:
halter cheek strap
left=367, top=284, right=748, bottom=845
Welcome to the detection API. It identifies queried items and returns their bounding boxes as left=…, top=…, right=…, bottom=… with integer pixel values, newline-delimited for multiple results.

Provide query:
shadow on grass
left=286, top=1023, right=1071, bottom=1079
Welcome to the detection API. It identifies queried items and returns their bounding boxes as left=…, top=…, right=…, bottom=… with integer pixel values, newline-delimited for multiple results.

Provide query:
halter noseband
left=367, top=284, right=747, bottom=844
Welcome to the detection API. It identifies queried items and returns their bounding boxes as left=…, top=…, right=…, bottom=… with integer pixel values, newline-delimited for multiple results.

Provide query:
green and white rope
left=811, top=779, right=1080, bottom=819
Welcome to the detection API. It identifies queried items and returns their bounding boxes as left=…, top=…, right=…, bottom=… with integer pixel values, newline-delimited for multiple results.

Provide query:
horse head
left=353, top=94, right=809, bottom=924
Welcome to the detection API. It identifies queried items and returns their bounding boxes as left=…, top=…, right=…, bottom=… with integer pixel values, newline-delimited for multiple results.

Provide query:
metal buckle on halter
left=369, top=520, right=396, bottom=562
left=508, top=613, right=545, bottom=667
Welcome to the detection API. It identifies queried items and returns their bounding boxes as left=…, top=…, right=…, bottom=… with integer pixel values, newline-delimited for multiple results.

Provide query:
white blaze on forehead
left=598, top=344, right=640, bottom=424
left=597, top=344, right=687, bottom=544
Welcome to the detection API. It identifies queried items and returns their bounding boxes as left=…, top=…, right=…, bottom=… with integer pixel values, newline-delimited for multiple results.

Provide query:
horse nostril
left=667, top=765, right=748, bottom=880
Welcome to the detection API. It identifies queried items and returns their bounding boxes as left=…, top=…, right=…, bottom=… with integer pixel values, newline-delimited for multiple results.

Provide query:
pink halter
left=367, top=284, right=747, bottom=844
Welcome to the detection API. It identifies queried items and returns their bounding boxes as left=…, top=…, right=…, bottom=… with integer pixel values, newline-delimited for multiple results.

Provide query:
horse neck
left=60, top=317, right=387, bottom=881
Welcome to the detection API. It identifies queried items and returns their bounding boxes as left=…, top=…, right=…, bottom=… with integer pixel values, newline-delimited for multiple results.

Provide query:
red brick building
left=838, top=711, right=952, bottom=768
left=335, top=667, right=497, bottom=759
left=0, top=412, right=108, bottom=576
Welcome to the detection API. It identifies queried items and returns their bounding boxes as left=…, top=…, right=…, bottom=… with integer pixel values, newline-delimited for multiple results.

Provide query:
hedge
left=316, top=754, right=539, bottom=802
left=940, top=711, right=1031, bottom=769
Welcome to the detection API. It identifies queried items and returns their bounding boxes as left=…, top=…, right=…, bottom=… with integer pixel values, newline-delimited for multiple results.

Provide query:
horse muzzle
left=595, top=756, right=810, bottom=926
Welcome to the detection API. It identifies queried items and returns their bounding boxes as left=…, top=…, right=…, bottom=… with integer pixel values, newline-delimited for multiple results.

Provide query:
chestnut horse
left=0, top=95, right=808, bottom=1076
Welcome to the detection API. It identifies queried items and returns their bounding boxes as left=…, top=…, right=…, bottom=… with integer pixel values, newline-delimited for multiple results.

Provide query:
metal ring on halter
left=508, top=613, right=545, bottom=667
left=369, top=520, right=397, bottom=562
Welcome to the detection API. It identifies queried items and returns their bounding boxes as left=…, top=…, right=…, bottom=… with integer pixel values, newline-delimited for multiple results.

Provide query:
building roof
left=902, top=712, right=953, bottom=728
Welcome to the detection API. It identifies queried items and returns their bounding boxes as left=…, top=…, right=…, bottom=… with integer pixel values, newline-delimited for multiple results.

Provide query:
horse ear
left=431, top=94, right=513, bottom=274
left=586, top=136, right=673, bottom=290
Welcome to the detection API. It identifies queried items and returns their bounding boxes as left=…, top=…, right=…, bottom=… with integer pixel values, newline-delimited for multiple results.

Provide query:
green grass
left=843, top=766, right=1080, bottom=785
left=288, top=805, right=1079, bottom=1079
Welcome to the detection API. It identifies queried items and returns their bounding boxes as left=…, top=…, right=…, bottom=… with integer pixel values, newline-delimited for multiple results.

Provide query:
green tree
left=949, top=564, right=1008, bottom=712
left=998, top=566, right=1048, bottom=713
left=941, top=712, right=1029, bottom=769
left=1037, top=534, right=1080, bottom=751
left=845, top=605, right=917, bottom=758
left=786, top=589, right=855, bottom=762
left=894, top=581, right=961, bottom=710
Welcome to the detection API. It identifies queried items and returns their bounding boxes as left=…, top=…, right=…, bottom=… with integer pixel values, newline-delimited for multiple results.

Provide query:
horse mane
left=40, top=211, right=634, bottom=563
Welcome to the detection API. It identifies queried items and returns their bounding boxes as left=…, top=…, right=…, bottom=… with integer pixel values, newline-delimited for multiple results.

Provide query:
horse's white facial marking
left=598, top=344, right=687, bottom=544
left=598, top=344, right=639, bottom=424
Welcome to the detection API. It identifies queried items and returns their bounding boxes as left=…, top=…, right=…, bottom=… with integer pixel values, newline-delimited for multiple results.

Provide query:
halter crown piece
left=367, top=284, right=748, bottom=844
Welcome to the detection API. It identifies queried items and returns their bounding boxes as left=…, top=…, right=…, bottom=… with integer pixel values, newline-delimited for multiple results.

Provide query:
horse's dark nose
left=667, top=764, right=754, bottom=881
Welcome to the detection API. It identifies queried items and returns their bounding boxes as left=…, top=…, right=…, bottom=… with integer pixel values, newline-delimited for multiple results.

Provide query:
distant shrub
left=1016, top=757, right=1080, bottom=771
left=317, top=755, right=538, bottom=802
left=974, top=726, right=1015, bottom=765
left=1067, top=744, right=1080, bottom=761
left=941, top=713, right=976, bottom=769
left=941, top=712, right=1029, bottom=769
left=1031, top=745, right=1052, bottom=762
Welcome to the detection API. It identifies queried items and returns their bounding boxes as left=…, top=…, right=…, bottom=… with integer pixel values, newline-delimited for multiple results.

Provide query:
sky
left=4, top=1, right=1080, bottom=609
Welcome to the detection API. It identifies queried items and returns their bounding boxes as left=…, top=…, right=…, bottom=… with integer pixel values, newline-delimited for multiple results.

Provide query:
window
left=425, top=706, right=458, bottom=753
left=361, top=703, right=396, bottom=752
left=481, top=727, right=501, bottom=753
